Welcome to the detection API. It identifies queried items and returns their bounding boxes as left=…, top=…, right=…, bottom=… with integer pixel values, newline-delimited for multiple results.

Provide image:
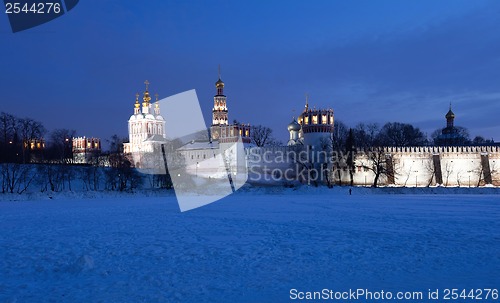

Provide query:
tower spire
left=212, top=65, right=228, bottom=127
left=142, top=80, right=151, bottom=104
left=305, top=93, right=309, bottom=112
left=215, top=66, right=225, bottom=96
left=445, top=102, right=455, bottom=128
left=135, top=93, right=139, bottom=106
left=134, top=93, right=140, bottom=115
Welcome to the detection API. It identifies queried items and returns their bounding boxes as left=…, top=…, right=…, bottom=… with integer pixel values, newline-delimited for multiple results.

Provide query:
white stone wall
left=351, top=146, right=499, bottom=187
left=174, top=144, right=500, bottom=187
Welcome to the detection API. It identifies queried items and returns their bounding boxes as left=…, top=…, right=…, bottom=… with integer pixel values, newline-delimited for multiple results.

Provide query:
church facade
left=123, top=81, right=167, bottom=167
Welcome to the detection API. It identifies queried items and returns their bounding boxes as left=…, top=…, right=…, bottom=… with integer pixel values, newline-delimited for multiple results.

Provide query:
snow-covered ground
left=0, top=187, right=499, bottom=302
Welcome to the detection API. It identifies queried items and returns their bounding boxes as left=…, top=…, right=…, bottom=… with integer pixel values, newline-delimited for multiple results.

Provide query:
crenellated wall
left=245, top=145, right=499, bottom=187
left=352, top=146, right=499, bottom=187
left=175, top=142, right=500, bottom=187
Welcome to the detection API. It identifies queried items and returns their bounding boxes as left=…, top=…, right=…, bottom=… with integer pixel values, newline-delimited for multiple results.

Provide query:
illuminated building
left=72, top=137, right=101, bottom=164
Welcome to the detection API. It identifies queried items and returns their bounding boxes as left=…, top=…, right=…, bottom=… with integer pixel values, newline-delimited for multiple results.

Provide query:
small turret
left=287, top=117, right=301, bottom=146
left=142, top=80, right=151, bottom=115
left=446, top=103, right=455, bottom=128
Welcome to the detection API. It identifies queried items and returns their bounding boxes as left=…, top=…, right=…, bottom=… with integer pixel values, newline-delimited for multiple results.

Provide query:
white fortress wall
left=176, top=143, right=499, bottom=187
left=350, top=146, right=500, bottom=187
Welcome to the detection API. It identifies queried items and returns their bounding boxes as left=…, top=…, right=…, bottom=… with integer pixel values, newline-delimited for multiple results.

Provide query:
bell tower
left=212, top=65, right=228, bottom=126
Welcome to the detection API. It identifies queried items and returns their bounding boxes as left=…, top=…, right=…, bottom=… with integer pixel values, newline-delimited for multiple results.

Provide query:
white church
left=123, top=80, right=167, bottom=166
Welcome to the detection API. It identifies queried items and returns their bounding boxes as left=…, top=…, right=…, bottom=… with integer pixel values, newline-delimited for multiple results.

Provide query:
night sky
left=1, top=0, right=500, bottom=146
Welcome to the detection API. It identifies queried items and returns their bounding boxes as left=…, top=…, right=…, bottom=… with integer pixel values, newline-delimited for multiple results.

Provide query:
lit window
left=312, top=115, right=318, bottom=125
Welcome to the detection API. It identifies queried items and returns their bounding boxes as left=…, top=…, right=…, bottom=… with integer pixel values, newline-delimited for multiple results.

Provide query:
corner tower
left=297, top=94, right=334, bottom=148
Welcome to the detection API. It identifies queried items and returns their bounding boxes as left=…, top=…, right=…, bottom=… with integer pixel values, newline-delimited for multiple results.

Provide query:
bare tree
left=78, top=165, right=102, bottom=191
left=423, top=157, right=436, bottom=187
left=0, top=112, right=15, bottom=143
left=401, top=161, right=414, bottom=187
left=359, top=148, right=394, bottom=187
left=105, top=135, right=143, bottom=191
left=48, top=128, right=76, bottom=162
left=377, top=122, right=427, bottom=147
left=473, top=161, right=484, bottom=187
left=0, top=112, right=18, bottom=163
left=250, top=125, right=280, bottom=147
left=17, top=117, right=46, bottom=163
left=443, top=161, right=453, bottom=187
left=1, top=163, right=35, bottom=194
left=353, top=123, right=380, bottom=148
left=345, top=129, right=356, bottom=186
left=325, top=120, right=351, bottom=186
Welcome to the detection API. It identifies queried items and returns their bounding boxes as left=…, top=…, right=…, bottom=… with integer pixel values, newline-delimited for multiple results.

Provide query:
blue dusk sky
left=1, top=0, right=500, bottom=144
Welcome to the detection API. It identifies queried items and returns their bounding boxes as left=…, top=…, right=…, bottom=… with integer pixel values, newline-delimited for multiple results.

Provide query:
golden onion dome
left=445, top=109, right=455, bottom=119
left=215, top=78, right=224, bottom=87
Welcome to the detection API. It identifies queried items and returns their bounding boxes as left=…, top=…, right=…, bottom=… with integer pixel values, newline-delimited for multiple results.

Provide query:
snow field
left=0, top=188, right=498, bottom=302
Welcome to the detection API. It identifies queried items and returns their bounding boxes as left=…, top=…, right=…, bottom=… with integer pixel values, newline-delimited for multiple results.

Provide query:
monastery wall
left=350, top=146, right=499, bottom=187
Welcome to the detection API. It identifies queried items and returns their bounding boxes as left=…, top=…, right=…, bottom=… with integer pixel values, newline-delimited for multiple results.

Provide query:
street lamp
left=414, top=170, right=419, bottom=187
left=196, top=161, right=199, bottom=177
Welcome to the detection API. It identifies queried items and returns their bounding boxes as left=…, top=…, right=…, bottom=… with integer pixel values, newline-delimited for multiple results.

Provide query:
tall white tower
left=212, top=66, right=228, bottom=127
left=211, top=66, right=229, bottom=141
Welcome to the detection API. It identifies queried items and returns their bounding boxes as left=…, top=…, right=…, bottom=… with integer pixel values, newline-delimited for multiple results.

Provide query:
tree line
left=249, top=120, right=495, bottom=188
left=250, top=120, right=494, bottom=149
left=0, top=112, right=149, bottom=194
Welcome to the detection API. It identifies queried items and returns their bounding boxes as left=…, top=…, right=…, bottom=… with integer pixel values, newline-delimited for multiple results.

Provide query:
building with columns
left=123, top=80, right=166, bottom=167
left=123, top=80, right=166, bottom=164
left=72, top=137, right=101, bottom=164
